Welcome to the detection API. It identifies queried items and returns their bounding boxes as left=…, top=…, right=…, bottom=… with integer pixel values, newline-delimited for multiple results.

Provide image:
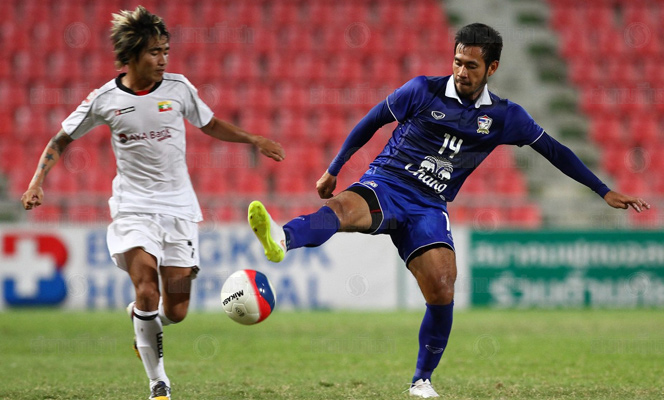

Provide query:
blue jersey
left=365, top=75, right=543, bottom=202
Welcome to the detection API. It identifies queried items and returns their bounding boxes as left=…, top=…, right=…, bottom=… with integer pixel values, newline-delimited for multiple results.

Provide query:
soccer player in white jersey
left=21, top=6, right=284, bottom=400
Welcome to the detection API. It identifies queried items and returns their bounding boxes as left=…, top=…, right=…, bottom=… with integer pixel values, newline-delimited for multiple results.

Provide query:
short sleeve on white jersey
left=168, top=75, right=214, bottom=128
left=61, top=85, right=113, bottom=139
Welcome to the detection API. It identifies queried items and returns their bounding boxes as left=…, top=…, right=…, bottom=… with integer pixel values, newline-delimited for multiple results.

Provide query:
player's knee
left=325, top=193, right=370, bottom=230
left=324, top=198, right=345, bottom=221
left=135, top=282, right=160, bottom=307
left=424, top=278, right=455, bottom=305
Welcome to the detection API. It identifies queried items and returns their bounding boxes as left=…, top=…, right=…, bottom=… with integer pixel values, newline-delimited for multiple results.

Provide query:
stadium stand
left=0, top=0, right=541, bottom=227
left=548, top=0, right=661, bottom=227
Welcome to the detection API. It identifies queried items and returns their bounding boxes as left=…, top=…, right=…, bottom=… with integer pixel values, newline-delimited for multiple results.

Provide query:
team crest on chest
left=477, top=115, right=493, bottom=134
left=158, top=101, right=173, bottom=112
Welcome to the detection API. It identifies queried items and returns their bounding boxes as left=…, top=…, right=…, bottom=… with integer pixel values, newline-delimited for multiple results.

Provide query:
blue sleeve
left=327, top=100, right=395, bottom=176
left=503, top=102, right=545, bottom=147
left=530, top=132, right=611, bottom=198
left=385, top=76, right=430, bottom=123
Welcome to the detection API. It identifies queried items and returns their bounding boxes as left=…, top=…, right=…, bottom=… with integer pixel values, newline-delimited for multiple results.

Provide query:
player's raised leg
left=407, top=246, right=457, bottom=398
left=248, top=191, right=372, bottom=262
left=125, top=248, right=171, bottom=399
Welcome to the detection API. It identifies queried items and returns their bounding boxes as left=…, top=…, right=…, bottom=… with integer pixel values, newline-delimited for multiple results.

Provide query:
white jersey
left=62, top=73, right=214, bottom=222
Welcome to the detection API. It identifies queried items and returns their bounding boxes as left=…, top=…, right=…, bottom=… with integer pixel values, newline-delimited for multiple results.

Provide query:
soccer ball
left=220, top=269, right=276, bottom=325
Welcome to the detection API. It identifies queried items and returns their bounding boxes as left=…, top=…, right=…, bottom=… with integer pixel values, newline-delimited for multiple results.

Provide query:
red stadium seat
left=584, top=4, right=614, bottom=29
left=642, top=58, right=664, bottom=90
left=240, top=109, right=272, bottom=138
left=549, top=3, right=576, bottom=30
left=227, top=1, right=260, bottom=26
left=302, top=2, right=334, bottom=26
left=0, top=143, right=24, bottom=175
left=42, top=166, right=79, bottom=195
left=269, top=2, right=299, bottom=26
left=589, top=114, right=624, bottom=146
left=627, top=113, right=658, bottom=145
left=313, top=113, right=346, bottom=145
left=68, top=204, right=107, bottom=224
left=289, top=52, right=324, bottom=84
left=558, top=28, right=594, bottom=59
left=384, top=29, right=419, bottom=58
left=471, top=206, right=505, bottom=230
left=206, top=204, right=243, bottom=223
left=629, top=206, right=658, bottom=228
left=494, top=170, right=527, bottom=197
left=273, top=168, right=310, bottom=194
left=460, top=174, right=488, bottom=197
left=579, top=87, right=617, bottom=117
left=29, top=204, right=63, bottom=223
left=447, top=205, right=470, bottom=224
left=615, top=170, right=649, bottom=195
left=250, top=27, right=279, bottom=54
left=363, top=55, right=402, bottom=86
left=231, top=167, right=268, bottom=196
left=266, top=53, right=292, bottom=81
left=271, top=83, right=309, bottom=112
left=196, top=166, right=230, bottom=195
left=596, top=30, right=628, bottom=58
left=410, top=0, right=446, bottom=27
left=509, top=204, right=542, bottom=229
left=1, top=21, right=30, bottom=54
left=600, top=143, right=630, bottom=176
left=606, top=59, right=639, bottom=86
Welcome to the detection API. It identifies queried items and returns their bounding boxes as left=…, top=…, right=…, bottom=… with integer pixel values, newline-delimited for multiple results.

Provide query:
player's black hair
left=454, top=23, right=503, bottom=68
left=110, top=6, right=169, bottom=69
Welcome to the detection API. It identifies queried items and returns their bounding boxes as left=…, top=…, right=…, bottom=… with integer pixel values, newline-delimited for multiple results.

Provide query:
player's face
left=452, top=44, right=498, bottom=100
left=135, top=36, right=169, bottom=83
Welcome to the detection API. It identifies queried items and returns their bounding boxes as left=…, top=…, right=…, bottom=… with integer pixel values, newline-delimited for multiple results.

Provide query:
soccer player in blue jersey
left=248, top=23, right=649, bottom=398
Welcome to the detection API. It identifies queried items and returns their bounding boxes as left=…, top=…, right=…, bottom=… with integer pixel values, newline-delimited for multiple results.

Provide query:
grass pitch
left=0, top=309, right=662, bottom=399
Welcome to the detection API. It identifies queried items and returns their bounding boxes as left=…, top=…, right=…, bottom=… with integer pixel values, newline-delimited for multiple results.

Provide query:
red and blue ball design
left=220, top=269, right=276, bottom=325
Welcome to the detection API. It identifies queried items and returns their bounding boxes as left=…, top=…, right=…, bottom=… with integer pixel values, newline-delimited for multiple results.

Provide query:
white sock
left=158, top=298, right=175, bottom=326
left=133, top=308, right=170, bottom=388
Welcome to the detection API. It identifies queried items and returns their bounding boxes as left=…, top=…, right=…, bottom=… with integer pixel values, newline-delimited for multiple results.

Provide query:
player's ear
left=487, top=60, right=499, bottom=77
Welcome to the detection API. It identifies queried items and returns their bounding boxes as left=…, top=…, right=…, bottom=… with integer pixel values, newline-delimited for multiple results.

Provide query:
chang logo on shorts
left=404, top=155, right=453, bottom=195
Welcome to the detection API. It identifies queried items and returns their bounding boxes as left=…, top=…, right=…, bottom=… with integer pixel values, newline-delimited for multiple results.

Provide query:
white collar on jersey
left=445, top=75, right=492, bottom=108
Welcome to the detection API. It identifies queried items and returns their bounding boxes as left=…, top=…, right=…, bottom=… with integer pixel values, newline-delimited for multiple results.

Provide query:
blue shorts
left=347, top=174, right=454, bottom=265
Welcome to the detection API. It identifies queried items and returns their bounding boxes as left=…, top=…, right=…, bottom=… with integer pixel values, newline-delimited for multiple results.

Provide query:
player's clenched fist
left=316, top=171, right=337, bottom=199
left=21, top=187, right=43, bottom=210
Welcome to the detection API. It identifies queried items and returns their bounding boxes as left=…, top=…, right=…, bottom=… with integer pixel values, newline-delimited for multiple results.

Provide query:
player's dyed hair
left=110, top=6, right=169, bottom=69
left=454, top=23, right=503, bottom=68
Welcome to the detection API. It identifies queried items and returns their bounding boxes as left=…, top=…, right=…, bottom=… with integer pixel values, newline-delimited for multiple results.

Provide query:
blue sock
left=283, top=206, right=340, bottom=250
left=412, top=301, right=454, bottom=383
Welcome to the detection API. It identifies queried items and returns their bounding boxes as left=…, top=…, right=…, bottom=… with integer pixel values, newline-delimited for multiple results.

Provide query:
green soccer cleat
left=248, top=201, right=287, bottom=263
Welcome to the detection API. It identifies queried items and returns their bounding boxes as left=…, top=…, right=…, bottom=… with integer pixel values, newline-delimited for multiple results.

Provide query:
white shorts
left=107, top=213, right=199, bottom=271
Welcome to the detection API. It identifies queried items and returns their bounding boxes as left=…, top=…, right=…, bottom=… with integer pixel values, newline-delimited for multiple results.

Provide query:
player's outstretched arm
left=603, top=190, right=650, bottom=213
left=316, top=170, right=337, bottom=199
left=200, top=117, right=284, bottom=161
left=21, top=129, right=73, bottom=210
left=529, top=133, right=651, bottom=212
